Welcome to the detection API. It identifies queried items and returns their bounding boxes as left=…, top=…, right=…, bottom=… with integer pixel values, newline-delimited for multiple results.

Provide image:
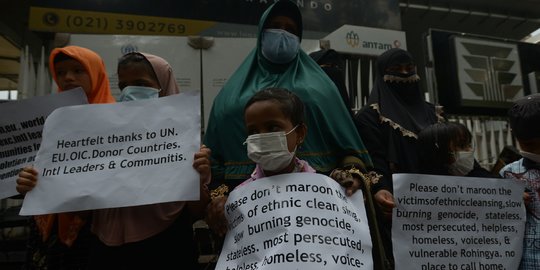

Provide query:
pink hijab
left=140, top=52, right=180, bottom=96
left=92, top=52, right=185, bottom=246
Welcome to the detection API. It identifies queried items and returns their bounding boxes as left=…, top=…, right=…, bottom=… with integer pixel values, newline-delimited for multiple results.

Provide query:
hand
left=330, top=168, right=362, bottom=196
left=193, top=145, right=211, bottom=185
left=374, top=189, right=395, bottom=220
left=523, top=191, right=532, bottom=206
left=205, top=195, right=228, bottom=237
left=16, top=166, right=38, bottom=195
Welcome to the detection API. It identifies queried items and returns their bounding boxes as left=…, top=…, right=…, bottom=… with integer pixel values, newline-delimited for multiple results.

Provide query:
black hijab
left=309, top=49, right=351, bottom=110
left=367, top=48, right=437, bottom=136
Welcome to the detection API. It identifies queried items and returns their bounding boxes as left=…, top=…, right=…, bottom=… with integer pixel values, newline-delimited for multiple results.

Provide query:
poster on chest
left=392, top=173, right=526, bottom=270
left=216, top=172, right=373, bottom=270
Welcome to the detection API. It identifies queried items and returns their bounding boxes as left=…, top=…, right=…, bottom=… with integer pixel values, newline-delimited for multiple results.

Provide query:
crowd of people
left=6, top=0, right=539, bottom=269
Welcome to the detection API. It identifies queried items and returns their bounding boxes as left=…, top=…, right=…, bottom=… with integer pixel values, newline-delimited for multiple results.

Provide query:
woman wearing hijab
left=353, top=48, right=444, bottom=268
left=309, top=48, right=352, bottom=113
left=86, top=52, right=210, bottom=269
left=204, top=0, right=371, bottom=198
left=16, top=45, right=115, bottom=269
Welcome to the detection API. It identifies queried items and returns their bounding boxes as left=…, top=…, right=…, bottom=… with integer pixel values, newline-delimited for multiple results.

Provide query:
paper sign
left=0, top=89, right=87, bottom=199
left=217, top=173, right=373, bottom=270
left=392, top=174, right=526, bottom=270
left=20, top=92, right=201, bottom=215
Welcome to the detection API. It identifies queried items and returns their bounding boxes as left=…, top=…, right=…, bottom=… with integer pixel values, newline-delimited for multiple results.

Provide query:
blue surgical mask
left=119, top=86, right=160, bottom=102
left=261, top=29, right=300, bottom=64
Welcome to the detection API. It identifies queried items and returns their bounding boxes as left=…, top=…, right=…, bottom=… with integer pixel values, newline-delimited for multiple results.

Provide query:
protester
left=16, top=45, right=114, bottom=269
left=204, top=0, right=372, bottom=236
left=417, top=122, right=497, bottom=178
left=116, top=52, right=179, bottom=100
left=209, top=87, right=312, bottom=234
left=242, top=88, right=312, bottom=185
left=500, top=93, right=540, bottom=270
left=85, top=51, right=207, bottom=269
left=353, top=48, right=444, bottom=268
left=309, top=48, right=352, bottom=112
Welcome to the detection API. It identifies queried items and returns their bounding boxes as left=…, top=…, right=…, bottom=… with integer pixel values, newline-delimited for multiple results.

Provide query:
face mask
left=119, top=86, right=160, bottom=102
left=261, top=29, right=300, bottom=64
left=245, top=126, right=298, bottom=172
left=520, top=150, right=540, bottom=164
left=448, top=151, right=475, bottom=176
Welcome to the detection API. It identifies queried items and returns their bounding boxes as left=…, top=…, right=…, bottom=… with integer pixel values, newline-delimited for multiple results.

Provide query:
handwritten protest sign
left=217, top=173, right=373, bottom=270
left=20, top=92, right=200, bottom=215
left=0, top=89, right=87, bottom=199
left=392, top=174, right=526, bottom=270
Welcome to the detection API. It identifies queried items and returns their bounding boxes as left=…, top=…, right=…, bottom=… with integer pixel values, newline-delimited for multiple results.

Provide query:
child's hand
left=193, top=145, right=211, bottom=185
left=205, top=195, right=228, bottom=237
left=16, top=166, right=39, bottom=195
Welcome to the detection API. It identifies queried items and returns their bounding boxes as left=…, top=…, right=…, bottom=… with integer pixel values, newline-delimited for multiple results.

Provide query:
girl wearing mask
left=16, top=45, right=115, bottom=269
left=241, top=87, right=312, bottom=186
left=209, top=87, right=314, bottom=231
left=417, top=122, right=496, bottom=178
left=87, top=51, right=209, bottom=269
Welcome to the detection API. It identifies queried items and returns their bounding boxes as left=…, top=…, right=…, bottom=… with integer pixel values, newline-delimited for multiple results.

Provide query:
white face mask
left=119, top=86, right=160, bottom=102
left=448, top=151, right=475, bottom=176
left=245, top=126, right=298, bottom=172
left=520, top=150, right=540, bottom=164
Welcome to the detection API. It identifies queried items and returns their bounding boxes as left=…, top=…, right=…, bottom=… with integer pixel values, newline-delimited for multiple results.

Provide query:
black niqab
left=367, top=48, right=437, bottom=134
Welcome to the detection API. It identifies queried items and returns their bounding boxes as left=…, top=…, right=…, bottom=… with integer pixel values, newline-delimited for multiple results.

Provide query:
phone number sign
left=30, top=7, right=216, bottom=36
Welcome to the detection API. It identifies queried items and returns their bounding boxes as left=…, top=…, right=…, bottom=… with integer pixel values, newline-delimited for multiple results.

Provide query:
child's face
left=244, top=100, right=304, bottom=153
left=448, top=139, right=473, bottom=164
left=117, top=63, right=160, bottom=91
left=54, top=59, right=92, bottom=95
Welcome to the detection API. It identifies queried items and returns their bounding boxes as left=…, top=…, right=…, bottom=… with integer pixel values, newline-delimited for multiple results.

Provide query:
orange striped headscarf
left=35, top=46, right=115, bottom=247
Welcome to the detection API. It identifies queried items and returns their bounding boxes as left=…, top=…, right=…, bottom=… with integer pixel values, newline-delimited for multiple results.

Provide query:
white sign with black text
left=392, top=174, right=526, bottom=270
left=217, top=173, right=373, bottom=270
left=20, top=92, right=201, bottom=215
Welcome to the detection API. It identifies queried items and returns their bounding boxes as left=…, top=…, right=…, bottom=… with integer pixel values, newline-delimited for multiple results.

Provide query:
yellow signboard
left=29, top=7, right=216, bottom=36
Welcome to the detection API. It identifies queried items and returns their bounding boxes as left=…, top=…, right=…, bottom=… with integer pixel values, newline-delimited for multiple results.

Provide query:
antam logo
left=345, top=31, right=359, bottom=48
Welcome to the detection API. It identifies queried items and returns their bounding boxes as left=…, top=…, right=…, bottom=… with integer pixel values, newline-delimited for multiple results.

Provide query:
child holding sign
left=206, top=87, right=313, bottom=236
left=85, top=51, right=209, bottom=269
left=16, top=45, right=115, bottom=269
left=500, top=93, right=540, bottom=270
